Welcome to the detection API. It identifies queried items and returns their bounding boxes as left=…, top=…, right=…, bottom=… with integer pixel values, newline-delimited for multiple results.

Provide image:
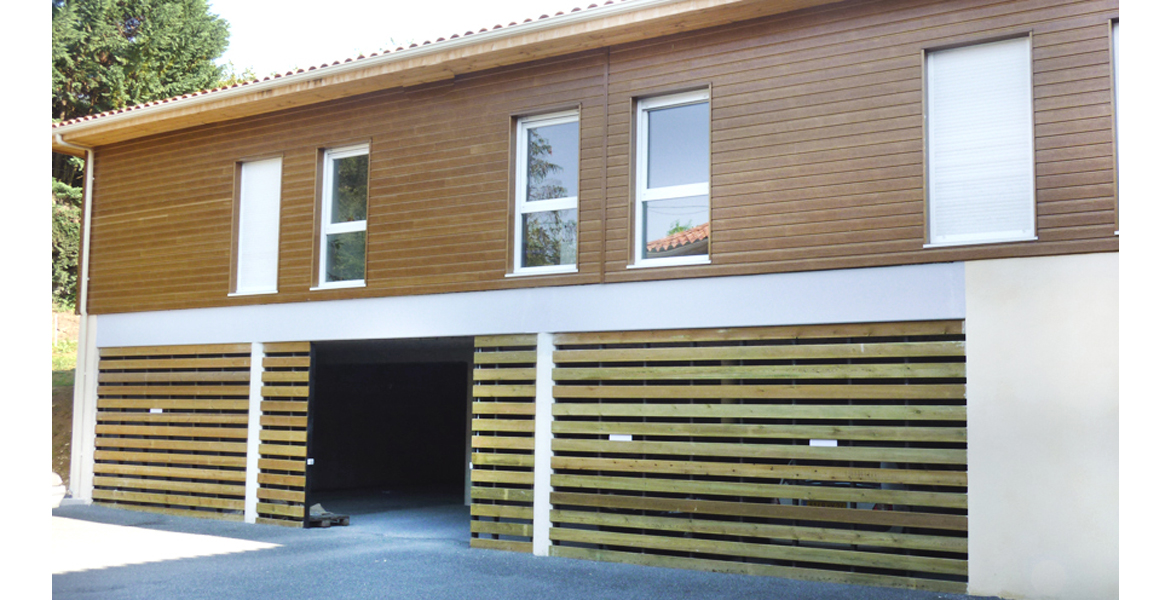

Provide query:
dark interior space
left=308, top=338, right=474, bottom=512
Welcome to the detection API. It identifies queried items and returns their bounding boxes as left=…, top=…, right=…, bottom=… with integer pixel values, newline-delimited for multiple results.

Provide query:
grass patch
left=53, top=340, right=77, bottom=388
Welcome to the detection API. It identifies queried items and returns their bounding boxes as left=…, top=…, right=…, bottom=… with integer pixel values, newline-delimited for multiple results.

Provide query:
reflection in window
left=515, top=111, right=579, bottom=274
left=635, top=90, right=711, bottom=265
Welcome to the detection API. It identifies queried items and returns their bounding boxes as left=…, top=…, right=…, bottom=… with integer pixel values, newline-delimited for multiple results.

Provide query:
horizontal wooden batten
left=553, top=383, right=965, bottom=400
left=554, top=363, right=965, bottom=381
left=551, top=473, right=966, bottom=512
left=551, top=438, right=966, bottom=465
left=552, top=403, right=965, bottom=421
left=552, top=421, right=966, bottom=443
left=553, top=341, right=964, bottom=363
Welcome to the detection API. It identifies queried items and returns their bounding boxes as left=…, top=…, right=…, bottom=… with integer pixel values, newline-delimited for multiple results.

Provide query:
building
left=51, top=0, right=1119, bottom=597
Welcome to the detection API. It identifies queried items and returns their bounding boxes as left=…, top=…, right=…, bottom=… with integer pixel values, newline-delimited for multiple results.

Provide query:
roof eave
left=51, top=0, right=835, bottom=152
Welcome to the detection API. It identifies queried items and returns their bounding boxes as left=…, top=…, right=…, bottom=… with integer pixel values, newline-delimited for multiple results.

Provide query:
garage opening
left=306, top=337, right=474, bottom=533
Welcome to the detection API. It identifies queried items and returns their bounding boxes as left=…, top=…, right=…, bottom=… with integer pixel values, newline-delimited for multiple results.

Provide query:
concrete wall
left=967, top=253, right=1119, bottom=600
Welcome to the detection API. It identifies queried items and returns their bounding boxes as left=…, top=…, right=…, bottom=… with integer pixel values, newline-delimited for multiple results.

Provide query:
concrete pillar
left=531, top=332, right=555, bottom=556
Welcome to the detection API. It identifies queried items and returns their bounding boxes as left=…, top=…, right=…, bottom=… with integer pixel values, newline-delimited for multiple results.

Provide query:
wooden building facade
left=54, top=1, right=1119, bottom=598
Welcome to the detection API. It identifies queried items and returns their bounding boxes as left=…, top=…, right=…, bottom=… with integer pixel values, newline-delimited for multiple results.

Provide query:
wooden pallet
left=307, top=512, right=350, bottom=528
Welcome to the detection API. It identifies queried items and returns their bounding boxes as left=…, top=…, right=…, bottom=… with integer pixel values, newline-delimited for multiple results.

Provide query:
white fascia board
left=95, top=262, right=965, bottom=348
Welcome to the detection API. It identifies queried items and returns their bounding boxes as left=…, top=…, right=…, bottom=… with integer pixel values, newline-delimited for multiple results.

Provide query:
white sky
left=209, top=0, right=594, bottom=77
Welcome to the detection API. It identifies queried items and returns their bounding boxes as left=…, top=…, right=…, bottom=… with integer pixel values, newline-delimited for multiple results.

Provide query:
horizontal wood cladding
left=549, top=321, right=969, bottom=592
left=93, top=344, right=252, bottom=520
left=470, top=335, right=539, bottom=553
left=86, top=0, right=1118, bottom=314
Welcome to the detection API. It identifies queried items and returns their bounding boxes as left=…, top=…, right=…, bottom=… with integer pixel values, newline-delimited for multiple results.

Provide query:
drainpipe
left=55, top=134, right=97, bottom=504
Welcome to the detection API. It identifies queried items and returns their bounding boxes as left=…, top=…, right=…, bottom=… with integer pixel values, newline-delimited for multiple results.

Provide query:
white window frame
left=512, top=110, right=580, bottom=276
left=924, top=37, right=1036, bottom=248
left=231, top=157, right=282, bottom=296
left=315, top=143, right=369, bottom=289
left=633, top=89, right=711, bottom=268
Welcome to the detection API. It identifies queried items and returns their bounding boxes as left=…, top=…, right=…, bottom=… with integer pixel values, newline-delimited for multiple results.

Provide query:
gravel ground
left=52, top=494, right=1002, bottom=600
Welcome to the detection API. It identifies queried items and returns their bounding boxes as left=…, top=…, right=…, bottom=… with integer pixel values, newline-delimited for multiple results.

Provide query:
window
left=233, top=157, right=282, bottom=295
left=513, top=111, right=579, bottom=275
left=634, top=89, right=710, bottom=266
left=925, top=37, right=1035, bottom=246
left=317, top=144, right=369, bottom=287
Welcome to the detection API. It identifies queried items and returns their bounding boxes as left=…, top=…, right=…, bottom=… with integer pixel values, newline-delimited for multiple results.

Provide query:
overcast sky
left=208, top=0, right=591, bottom=77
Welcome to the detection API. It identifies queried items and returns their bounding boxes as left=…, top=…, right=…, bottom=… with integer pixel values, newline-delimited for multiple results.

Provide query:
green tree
left=52, top=0, right=232, bottom=308
left=52, top=176, right=84, bottom=310
left=52, top=0, right=230, bottom=124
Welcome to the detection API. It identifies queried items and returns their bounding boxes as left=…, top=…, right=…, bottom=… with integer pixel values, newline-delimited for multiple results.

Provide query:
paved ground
left=52, top=492, right=1002, bottom=600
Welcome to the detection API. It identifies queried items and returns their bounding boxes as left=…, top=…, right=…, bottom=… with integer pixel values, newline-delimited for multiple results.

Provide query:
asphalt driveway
left=52, top=496, right=1001, bottom=600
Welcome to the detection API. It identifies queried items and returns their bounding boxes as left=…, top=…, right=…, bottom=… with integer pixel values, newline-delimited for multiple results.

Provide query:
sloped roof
left=52, top=0, right=835, bottom=154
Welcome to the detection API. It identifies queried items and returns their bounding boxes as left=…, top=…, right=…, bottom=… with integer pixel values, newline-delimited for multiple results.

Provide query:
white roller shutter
left=926, top=37, right=1035, bottom=246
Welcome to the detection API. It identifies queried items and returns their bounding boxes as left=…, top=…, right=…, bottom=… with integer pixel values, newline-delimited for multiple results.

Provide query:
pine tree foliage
left=52, top=0, right=231, bottom=123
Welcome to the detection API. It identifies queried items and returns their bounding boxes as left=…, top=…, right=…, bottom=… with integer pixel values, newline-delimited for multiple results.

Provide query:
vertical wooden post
left=531, top=332, right=555, bottom=556
left=244, top=342, right=265, bottom=523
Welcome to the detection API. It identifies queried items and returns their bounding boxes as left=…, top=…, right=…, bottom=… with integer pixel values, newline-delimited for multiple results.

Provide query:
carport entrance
left=306, top=338, right=475, bottom=527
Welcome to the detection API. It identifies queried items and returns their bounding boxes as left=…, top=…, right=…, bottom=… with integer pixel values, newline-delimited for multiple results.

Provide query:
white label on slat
left=306, top=458, right=315, bottom=465
left=609, top=434, right=633, bottom=442
left=150, top=408, right=163, bottom=414
left=810, top=439, right=837, bottom=447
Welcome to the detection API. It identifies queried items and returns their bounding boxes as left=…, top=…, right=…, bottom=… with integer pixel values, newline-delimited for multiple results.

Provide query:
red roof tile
left=52, top=1, right=627, bottom=129
left=646, top=222, right=710, bottom=254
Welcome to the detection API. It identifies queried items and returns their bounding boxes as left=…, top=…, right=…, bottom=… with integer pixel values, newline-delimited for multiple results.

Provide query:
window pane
left=642, top=195, right=709, bottom=259
left=522, top=209, right=577, bottom=268
left=324, top=231, right=365, bottom=282
left=647, top=102, right=709, bottom=189
left=526, top=121, right=579, bottom=202
left=330, top=154, right=368, bottom=223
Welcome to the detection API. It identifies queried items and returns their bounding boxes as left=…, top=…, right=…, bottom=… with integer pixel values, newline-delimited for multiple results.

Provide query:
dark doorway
left=307, top=338, right=474, bottom=523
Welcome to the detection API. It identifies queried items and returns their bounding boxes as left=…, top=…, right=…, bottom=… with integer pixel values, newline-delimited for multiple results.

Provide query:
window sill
left=506, top=266, right=578, bottom=278
left=310, top=280, right=366, bottom=291
left=628, top=256, right=711, bottom=270
left=228, top=290, right=278, bottom=297
left=923, top=235, right=1037, bottom=249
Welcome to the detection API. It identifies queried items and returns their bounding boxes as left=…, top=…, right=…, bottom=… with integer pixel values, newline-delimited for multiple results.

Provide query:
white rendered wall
left=967, top=253, right=1118, bottom=600
left=95, top=263, right=964, bottom=347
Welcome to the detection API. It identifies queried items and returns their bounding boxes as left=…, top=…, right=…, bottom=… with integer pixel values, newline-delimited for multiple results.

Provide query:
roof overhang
left=51, top=0, right=837, bottom=155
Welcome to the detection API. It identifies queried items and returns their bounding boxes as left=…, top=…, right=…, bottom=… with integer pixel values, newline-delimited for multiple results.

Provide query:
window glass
left=329, top=153, right=368, bottom=223
left=647, top=102, right=709, bottom=189
left=324, top=230, right=366, bottom=283
left=522, top=208, right=578, bottom=267
left=515, top=112, right=579, bottom=274
left=526, top=121, right=579, bottom=202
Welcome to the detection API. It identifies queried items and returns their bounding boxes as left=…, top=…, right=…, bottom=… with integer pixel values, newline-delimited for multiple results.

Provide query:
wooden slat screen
left=469, top=335, right=538, bottom=552
left=548, top=321, right=968, bottom=593
left=93, top=344, right=252, bottom=520
left=256, top=342, right=312, bottom=527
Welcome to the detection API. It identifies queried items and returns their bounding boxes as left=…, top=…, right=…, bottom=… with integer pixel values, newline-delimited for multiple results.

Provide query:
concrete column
left=531, top=332, right=555, bottom=556
left=243, top=342, right=265, bottom=523
left=66, top=314, right=99, bottom=504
